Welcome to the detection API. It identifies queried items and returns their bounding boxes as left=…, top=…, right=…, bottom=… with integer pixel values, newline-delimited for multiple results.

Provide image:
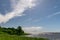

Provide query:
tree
left=0, top=26, right=3, bottom=33
left=16, top=26, right=24, bottom=35
left=0, top=26, right=24, bottom=35
left=7, top=27, right=15, bottom=35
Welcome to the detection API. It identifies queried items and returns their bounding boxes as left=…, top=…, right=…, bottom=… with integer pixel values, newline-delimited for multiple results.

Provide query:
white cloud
left=0, top=0, right=37, bottom=23
left=47, top=12, right=60, bottom=18
left=22, top=26, right=43, bottom=34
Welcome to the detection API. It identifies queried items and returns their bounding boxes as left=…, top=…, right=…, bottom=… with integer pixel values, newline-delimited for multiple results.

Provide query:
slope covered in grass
left=0, top=26, right=48, bottom=40
left=0, top=33, right=48, bottom=40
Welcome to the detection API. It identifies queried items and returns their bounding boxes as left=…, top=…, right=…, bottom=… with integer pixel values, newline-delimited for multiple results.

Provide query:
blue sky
left=0, top=0, right=60, bottom=33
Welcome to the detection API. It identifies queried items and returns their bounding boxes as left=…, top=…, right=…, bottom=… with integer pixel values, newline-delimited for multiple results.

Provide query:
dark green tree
left=0, top=26, right=24, bottom=35
left=16, top=26, right=24, bottom=35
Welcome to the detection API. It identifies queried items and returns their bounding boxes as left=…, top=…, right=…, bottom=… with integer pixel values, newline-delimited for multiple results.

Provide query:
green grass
left=0, top=32, right=48, bottom=40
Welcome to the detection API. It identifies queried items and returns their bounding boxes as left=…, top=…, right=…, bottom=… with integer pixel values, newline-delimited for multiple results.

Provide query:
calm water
left=25, top=33, right=60, bottom=40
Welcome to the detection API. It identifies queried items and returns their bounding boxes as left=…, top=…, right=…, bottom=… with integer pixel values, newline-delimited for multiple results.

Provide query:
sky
left=0, top=0, right=60, bottom=34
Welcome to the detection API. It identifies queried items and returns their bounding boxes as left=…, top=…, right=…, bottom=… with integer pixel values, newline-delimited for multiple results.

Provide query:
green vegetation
left=0, top=34, right=48, bottom=40
left=0, top=26, right=24, bottom=35
left=0, top=26, right=48, bottom=40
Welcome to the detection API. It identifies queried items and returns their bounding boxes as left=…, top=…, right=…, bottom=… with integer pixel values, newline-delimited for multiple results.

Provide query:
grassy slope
left=0, top=32, right=48, bottom=40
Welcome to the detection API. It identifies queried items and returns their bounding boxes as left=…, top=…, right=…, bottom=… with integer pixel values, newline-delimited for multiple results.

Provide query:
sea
left=25, top=32, right=60, bottom=40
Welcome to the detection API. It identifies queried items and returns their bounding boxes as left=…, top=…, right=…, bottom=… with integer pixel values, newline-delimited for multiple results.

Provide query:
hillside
left=0, top=26, right=48, bottom=40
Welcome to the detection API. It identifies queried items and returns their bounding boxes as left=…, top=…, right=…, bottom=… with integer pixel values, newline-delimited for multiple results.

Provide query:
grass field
left=0, top=33, right=48, bottom=40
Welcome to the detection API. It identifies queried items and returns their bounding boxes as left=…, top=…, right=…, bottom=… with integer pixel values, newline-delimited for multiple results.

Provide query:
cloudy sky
left=0, top=0, right=60, bottom=34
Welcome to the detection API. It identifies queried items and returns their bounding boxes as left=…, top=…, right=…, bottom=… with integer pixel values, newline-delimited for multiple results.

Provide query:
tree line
left=0, top=26, right=24, bottom=35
